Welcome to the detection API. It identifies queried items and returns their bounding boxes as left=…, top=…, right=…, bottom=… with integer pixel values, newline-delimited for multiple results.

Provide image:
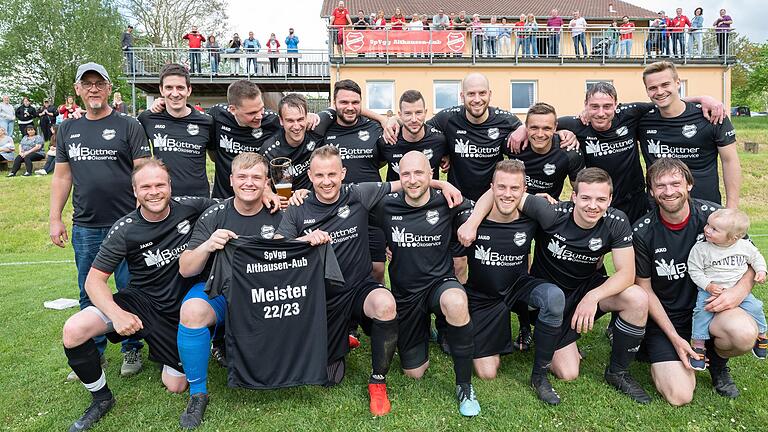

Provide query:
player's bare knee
left=164, top=377, right=188, bottom=394
left=440, top=291, right=469, bottom=322
left=663, top=387, right=693, bottom=406
left=368, top=290, right=396, bottom=321
left=403, top=367, right=426, bottom=379
left=180, top=299, right=215, bottom=328
left=62, top=316, right=89, bottom=348
left=474, top=365, right=498, bottom=380
left=553, top=365, right=579, bottom=381
left=619, top=285, right=649, bottom=323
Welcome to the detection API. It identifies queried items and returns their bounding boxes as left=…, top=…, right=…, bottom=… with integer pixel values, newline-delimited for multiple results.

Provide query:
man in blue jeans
left=285, top=28, right=300, bottom=76
left=49, top=62, right=149, bottom=380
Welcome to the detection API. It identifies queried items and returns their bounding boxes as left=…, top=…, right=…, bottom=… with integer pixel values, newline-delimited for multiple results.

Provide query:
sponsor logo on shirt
left=337, top=146, right=374, bottom=160
left=682, top=124, right=698, bottom=138
left=154, top=124, right=166, bottom=129
left=176, top=220, right=191, bottom=235
left=456, top=130, right=467, bottom=135
left=646, top=139, right=701, bottom=159
left=102, top=129, right=116, bottom=140
left=585, top=138, right=635, bottom=156
left=69, top=133, right=81, bottom=138
left=547, top=239, right=599, bottom=264
left=425, top=210, right=439, bottom=225
left=454, top=138, right=499, bottom=158
left=391, top=215, right=403, bottom=220
left=391, top=162, right=400, bottom=174
left=153, top=133, right=204, bottom=153
left=654, top=258, right=687, bottom=280
left=391, top=226, right=442, bottom=247
left=524, top=175, right=554, bottom=192
left=487, top=128, right=499, bottom=140
left=187, top=124, right=199, bottom=136
left=337, top=205, right=350, bottom=219
left=358, top=130, right=370, bottom=141
left=260, top=225, right=275, bottom=239
left=67, top=143, right=119, bottom=161
left=645, top=129, right=657, bottom=134
left=219, top=134, right=259, bottom=153
left=474, top=244, right=525, bottom=266
left=142, top=244, right=188, bottom=267
left=543, top=163, right=556, bottom=176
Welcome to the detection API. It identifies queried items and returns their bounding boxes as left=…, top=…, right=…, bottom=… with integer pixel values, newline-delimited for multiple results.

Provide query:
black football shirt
left=189, top=198, right=283, bottom=249
left=510, top=135, right=584, bottom=199
left=523, top=196, right=633, bottom=290
left=56, top=110, right=151, bottom=227
left=259, top=129, right=324, bottom=192
left=206, top=238, right=343, bottom=389
left=427, top=106, right=523, bottom=201
left=637, top=102, right=736, bottom=204
left=138, top=107, right=215, bottom=197
left=378, top=126, right=448, bottom=181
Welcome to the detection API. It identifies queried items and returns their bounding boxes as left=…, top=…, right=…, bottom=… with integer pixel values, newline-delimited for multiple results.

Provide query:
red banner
left=342, top=29, right=466, bottom=54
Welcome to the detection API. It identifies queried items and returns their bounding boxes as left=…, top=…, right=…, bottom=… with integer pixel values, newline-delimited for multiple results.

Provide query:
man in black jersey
left=462, top=167, right=651, bottom=403
left=633, top=158, right=757, bottom=405
left=277, top=145, right=461, bottom=416
left=370, top=151, right=480, bottom=416
left=175, top=152, right=282, bottom=428
left=138, top=64, right=215, bottom=197
left=637, top=61, right=739, bottom=208
left=61, top=159, right=215, bottom=431
left=50, top=62, right=149, bottom=380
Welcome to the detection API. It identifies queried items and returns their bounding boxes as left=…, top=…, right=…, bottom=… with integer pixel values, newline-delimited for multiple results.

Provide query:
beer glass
left=270, top=157, right=294, bottom=199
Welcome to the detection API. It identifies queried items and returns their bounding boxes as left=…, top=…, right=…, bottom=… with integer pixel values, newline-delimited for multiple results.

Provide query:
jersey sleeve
left=55, top=125, right=69, bottom=163
left=426, top=108, right=450, bottom=131
left=205, top=247, right=232, bottom=298
left=632, top=229, right=653, bottom=279
left=619, top=102, right=656, bottom=120
left=354, top=182, right=393, bottom=210
left=276, top=205, right=301, bottom=239
left=556, top=116, right=582, bottom=133
left=127, top=118, right=151, bottom=159
left=91, top=221, right=129, bottom=275
left=566, top=148, right=585, bottom=181
left=175, top=196, right=218, bottom=213
left=188, top=203, right=222, bottom=249
left=451, top=197, right=474, bottom=230
left=313, top=110, right=335, bottom=137
left=714, top=116, right=737, bottom=147
left=521, top=195, right=561, bottom=229
left=507, top=112, right=523, bottom=131
left=203, top=116, right=216, bottom=151
left=609, top=214, right=634, bottom=249
left=685, top=243, right=710, bottom=288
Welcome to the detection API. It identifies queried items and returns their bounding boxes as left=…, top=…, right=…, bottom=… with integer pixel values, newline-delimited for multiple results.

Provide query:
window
left=433, top=81, right=461, bottom=112
left=679, top=80, right=687, bottom=98
left=509, top=81, right=537, bottom=113
left=366, top=81, right=394, bottom=113
left=585, top=80, right=614, bottom=92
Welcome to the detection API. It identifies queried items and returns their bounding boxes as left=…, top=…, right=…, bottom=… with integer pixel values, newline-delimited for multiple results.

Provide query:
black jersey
left=207, top=238, right=344, bottom=389
left=189, top=198, right=282, bottom=250
left=523, top=196, right=633, bottom=290
left=633, top=199, right=720, bottom=323
left=138, top=107, right=215, bottom=197
left=277, top=182, right=391, bottom=290
left=208, top=104, right=280, bottom=199
left=512, top=135, right=584, bottom=199
left=637, top=102, right=736, bottom=204
left=372, top=189, right=472, bottom=302
left=56, top=110, right=151, bottom=227
left=259, top=129, right=323, bottom=192
left=92, top=196, right=216, bottom=314
left=427, top=105, right=522, bottom=201
left=464, top=216, right=538, bottom=301
left=323, top=113, right=386, bottom=183
left=378, top=126, right=448, bottom=181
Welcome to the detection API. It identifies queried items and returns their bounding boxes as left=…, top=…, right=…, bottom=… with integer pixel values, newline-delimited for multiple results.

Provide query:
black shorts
left=326, top=276, right=382, bottom=363
left=396, top=277, right=463, bottom=369
left=614, top=192, right=651, bottom=224
left=555, top=273, right=610, bottom=350
left=103, top=290, right=182, bottom=370
left=368, top=226, right=386, bottom=262
left=468, top=273, right=548, bottom=358
left=637, top=315, right=692, bottom=364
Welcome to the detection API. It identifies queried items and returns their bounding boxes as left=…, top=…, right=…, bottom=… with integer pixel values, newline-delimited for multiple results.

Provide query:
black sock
left=705, top=338, right=729, bottom=372
left=369, top=318, right=398, bottom=384
left=532, top=321, right=560, bottom=378
left=64, top=340, right=112, bottom=401
left=446, top=320, right=474, bottom=385
left=518, top=310, right=532, bottom=331
left=608, top=317, right=645, bottom=373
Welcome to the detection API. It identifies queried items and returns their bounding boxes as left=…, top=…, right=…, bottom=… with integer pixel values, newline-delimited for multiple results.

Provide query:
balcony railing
left=328, top=26, right=736, bottom=65
left=121, top=47, right=330, bottom=79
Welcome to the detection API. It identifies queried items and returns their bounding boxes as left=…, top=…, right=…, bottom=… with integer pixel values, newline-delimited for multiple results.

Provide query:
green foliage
left=0, top=0, right=125, bottom=105
left=732, top=36, right=768, bottom=111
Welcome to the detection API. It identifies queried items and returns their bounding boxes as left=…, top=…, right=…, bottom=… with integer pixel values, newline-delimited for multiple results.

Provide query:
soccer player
left=458, top=159, right=566, bottom=405
left=461, top=167, right=651, bottom=403
left=50, top=62, right=148, bottom=379
left=138, top=64, right=214, bottom=197
left=61, top=159, right=215, bottom=431
left=637, top=61, right=739, bottom=208
left=176, top=152, right=282, bottom=428
left=633, top=158, right=758, bottom=405
left=276, top=145, right=461, bottom=416
left=371, top=151, right=480, bottom=416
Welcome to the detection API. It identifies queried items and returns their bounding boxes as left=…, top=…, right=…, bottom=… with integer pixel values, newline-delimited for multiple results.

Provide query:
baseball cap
left=75, top=62, right=110, bottom=82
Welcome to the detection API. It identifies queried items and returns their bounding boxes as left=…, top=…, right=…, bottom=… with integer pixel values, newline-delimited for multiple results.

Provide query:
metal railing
left=328, top=26, right=736, bottom=65
left=121, top=47, right=330, bottom=79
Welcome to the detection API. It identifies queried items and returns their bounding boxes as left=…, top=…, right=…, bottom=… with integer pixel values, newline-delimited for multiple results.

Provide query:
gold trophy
left=270, top=157, right=294, bottom=199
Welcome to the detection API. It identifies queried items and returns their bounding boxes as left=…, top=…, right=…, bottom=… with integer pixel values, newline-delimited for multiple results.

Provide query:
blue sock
left=177, top=324, right=211, bottom=395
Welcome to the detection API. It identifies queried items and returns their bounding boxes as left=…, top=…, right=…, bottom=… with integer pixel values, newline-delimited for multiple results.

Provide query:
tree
left=0, top=0, right=125, bottom=105
left=731, top=35, right=768, bottom=111
left=119, top=0, right=229, bottom=47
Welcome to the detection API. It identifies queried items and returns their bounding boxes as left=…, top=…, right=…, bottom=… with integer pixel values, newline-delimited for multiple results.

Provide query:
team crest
left=696, top=233, right=705, bottom=242
left=487, top=128, right=499, bottom=140
left=337, top=205, right=350, bottom=219
left=307, top=140, right=316, bottom=151
left=187, top=124, right=199, bottom=136
left=543, top=163, right=556, bottom=176
left=102, top=129, right=116, bottom=140
left=588, top=238, right=603, bottom=251
left=426, top=210, right=439, bottom=225
left=260, top=225, right=275, bottom=239
left=358, top=130, right=370, bottom=141
left=682, top=124, right=698, bottom=138
left=252, top=128, right=263, bottom=139
left=176, top=220, right=191, bottom=235
left=514, top=232, right=527, bottom=247
left=616, top=126, right=629, bottom=137
left=422, top=148, right=434, bottom=159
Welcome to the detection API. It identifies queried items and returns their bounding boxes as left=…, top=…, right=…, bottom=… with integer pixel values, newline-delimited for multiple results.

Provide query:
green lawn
left=1, top=118, right=768, bottom=431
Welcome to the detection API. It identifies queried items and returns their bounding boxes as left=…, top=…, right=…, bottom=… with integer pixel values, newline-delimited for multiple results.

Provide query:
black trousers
left=11, top=153, right=43, bottom=174
left=269, top=57, right=278, bottom=73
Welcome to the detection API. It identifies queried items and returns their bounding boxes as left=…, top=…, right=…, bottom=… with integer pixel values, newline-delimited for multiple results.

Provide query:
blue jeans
left=189, top=48, right=201, bottom=73
left=619, top=39, right=632, bottom=58
left=72, top=224, right=143, bottom=354
left=548, top=34, right=560, bottom=56
left=692, top=289, right=767, bottom=340
left=0, top=119, right=13, bottom=137
left=572, top=33, right=587, bottom=57
left=484, top=38, right=497, bottom=57
left=525, top=36, right=538, bottom=57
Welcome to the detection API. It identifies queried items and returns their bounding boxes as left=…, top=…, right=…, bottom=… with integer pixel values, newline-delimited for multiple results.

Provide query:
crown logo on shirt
left=153, top=133, right=168, bottom=148
left=220, top=135, right=234, bottom=150
left=474, top=244, right=492, bottom=261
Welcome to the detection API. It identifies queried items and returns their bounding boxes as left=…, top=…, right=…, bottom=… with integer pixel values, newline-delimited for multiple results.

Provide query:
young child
left=687, top=208, right=767, bottom=370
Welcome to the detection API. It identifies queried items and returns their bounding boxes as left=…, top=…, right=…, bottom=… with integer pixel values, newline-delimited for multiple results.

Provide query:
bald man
left=370, top=151, right=480, bottom=416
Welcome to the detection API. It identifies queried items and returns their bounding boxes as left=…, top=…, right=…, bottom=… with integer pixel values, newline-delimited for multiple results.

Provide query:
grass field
left=1, top=117, right=767, bottom=431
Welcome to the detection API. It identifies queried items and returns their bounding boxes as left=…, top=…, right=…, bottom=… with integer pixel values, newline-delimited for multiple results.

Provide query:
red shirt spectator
left=331, top=1, right=352, bottom=27
left=514, top=15, right=526, bottom=39
left=183, top=27, right=206, bottom=49
left=58, top=98, right=79, bottom=119
left=620, top=21, right=635, bottom=40
left=391, top=8, right=406, bottom=30
left=669, top=11, right=691, bottom=33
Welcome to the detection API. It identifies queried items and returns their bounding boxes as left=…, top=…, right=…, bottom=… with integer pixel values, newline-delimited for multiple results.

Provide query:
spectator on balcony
left=498, top=17, right=512, bottom=57
left=669, top=8, right=691, bottom=58
left=453, top=11, right=470, bottom=30
left=448, top=12, right=456, bottom=29
left=0, top=127, right=15, bottom=162
left=483, top=16, right=500, bottom=58
left=6, top=125, right=44, bottom=177
left=226, top=33, right=242, bottom=74
left=471, top=14, right=484, bottom=57
left=331, top=0, right=352, bottom=50
left=243, top=32, right=261, bottom=75
left=524, top=14, right=539, bottom=58
left=266, top=33, right=280, bottom=74
left=688, top=7, right=704, bottom=58
left=514, top=14, right=527, bottom=57
left=38, top=99, right=57, bottom=141
left=546, top=9, right=563, bottom=57
left=206, top=35, right=221, bottom=75
left=432, top=9, right=450, bottom=30
left=353, top=10, right=370, bottom=29
left=618, top=16, right=635, bottom=58
left=421, top=14, right=430, bottom=29
left=122, top=25, right=134, bottom=74
left=111, top=92, right=127, bottom=115
left=373, top=10, right=387, bottom=29
left=658, top=11, right=671, bottom=57
left=569, top=10, right=588, bottom=59
left=391, top=8, right=407, bottom=30
left=183, top=26, right=206, bottom=74
left=286, top=28, right=299, bottom=76
left=408, top=13, right=424, bottom=31
left=714, top=9, right=733, bottom=58
left=604, top=21, right=619, bottom=58
left=58, top=96, right=78, bottom=120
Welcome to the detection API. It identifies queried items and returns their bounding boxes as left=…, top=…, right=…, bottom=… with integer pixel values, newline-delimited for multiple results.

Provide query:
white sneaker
left=34, top=169, right=47, bottom=176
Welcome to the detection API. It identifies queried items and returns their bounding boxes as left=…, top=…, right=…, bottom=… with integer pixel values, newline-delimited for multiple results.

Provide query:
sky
left=227, top=0, right=766, bottom=47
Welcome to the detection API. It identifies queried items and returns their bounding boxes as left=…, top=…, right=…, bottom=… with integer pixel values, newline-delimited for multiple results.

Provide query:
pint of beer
left=269, top=157, right=294, bottom=198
